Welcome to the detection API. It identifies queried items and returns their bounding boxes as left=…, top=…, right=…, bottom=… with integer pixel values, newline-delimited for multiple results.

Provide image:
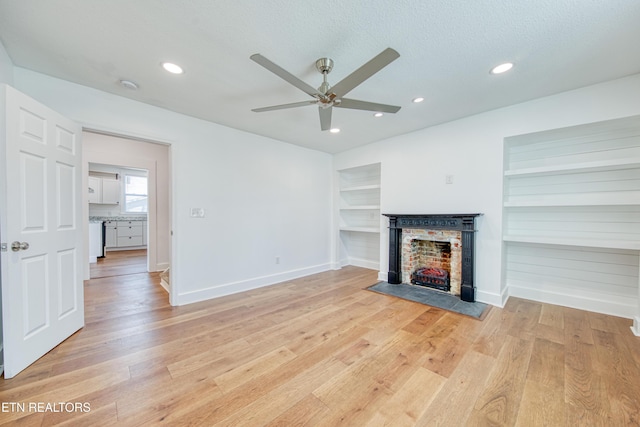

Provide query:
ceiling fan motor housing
left=315, top=58, right=334, bottom=74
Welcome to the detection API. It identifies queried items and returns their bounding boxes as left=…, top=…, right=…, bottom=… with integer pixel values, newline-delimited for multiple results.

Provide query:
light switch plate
left=190, top=208, right=205, bottom=218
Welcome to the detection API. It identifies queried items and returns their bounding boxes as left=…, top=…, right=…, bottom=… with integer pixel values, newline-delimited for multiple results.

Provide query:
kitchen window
left=124, top=175, right=148, bottom=213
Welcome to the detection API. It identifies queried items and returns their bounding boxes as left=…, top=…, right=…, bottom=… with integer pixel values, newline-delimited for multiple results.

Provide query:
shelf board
left=340, top=184, right=381, bottom=192
left=505, top=157, right=640, bottom=177
left=340, top=205, right=381, bottom=210
left=504, top=196, right=640, bottom=207
left=503, top=235, right=640, bottom=250
left=340, top=227, right=380, bottom=233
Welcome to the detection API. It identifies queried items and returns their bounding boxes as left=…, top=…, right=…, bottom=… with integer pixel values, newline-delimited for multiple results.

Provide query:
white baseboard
left=632, top=316, right=640, bottom=336
left=330, top=261, right=343, bottom=270
left=156, top=262, right=170, bottom=272
left=89, top=255, right=97, bottom=264
left=475, top=288, right=507, bottom=308
left=106, top=245, right=146, bottom=252
left=508, top=283, right=637, bottom=319
left=175, top=263, right=332, bottom=306
left=377, top=271, right=388, bottom=282
left=159, top=278, right=170, bottom=294
left=347, top=257, right=379, bottom=270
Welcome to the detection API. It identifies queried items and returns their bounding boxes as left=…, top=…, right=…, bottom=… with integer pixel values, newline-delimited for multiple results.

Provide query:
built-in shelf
left=340, top=205, right=381, bottom=210
left=504, top=195, right=640, bottom=207
left=503, top=235, right=640, bottom=251
left=339, top=226, right=380, bottom=233
left=337, top=163, right=382, bottom=269
left=502, top=115, right=640, bottom=320
left=340, top=184, right=381, bottom=192
left=504, top=157, right=640, bottom=177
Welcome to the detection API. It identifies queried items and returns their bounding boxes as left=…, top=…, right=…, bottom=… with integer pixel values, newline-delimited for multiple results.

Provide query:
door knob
left=11, top=241, right=29, bottom=252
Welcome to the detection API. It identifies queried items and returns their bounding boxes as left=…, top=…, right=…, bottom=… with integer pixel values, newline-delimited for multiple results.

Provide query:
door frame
left=81, top=127, right=173, bottom=302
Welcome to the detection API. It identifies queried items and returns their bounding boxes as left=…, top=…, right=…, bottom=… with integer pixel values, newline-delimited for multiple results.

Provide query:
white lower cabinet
left=105, top=220, right=147, bottom=249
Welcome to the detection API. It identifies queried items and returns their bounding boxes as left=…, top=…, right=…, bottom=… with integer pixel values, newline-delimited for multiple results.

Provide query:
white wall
left=13, top=67, right=333, bottom=305
left=334, top=73, right=640, bottom=307
left=0, top=41, right=12, bottom=85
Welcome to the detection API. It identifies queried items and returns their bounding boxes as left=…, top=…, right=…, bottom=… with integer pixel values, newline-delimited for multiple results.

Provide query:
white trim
left=347, top=257, right=379, bottom=270
left=175, top=263, right=331, bottom=306
left=330, top=261, right=342, bottom=270
left=508, top=283, right=637, bottom=319
left=631, top=316, right=640, bottom=336
left=476, top=288, right=507, bottom=308
left=377, top=271, right=388, bottom=282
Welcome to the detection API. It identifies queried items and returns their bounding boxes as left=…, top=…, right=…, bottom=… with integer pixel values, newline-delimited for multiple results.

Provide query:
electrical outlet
left=275, top=256, right=280, bottom=264
left=445, top=175, right=454, bottom=184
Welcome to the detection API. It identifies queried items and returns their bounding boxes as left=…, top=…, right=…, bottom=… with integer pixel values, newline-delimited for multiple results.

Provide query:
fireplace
left=406, top=236, right=456, bottom=292
left=383, top=213, right=481, bottom=302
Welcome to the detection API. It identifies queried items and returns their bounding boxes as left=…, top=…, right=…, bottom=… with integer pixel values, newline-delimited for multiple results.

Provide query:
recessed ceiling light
left=329, top=128, right=340, bottom=133
left=119, top=79, right=139, bottom=90
left=162, top=62, right=184, bottom=74
left=412, top=97, right=425, bottom=103
left=490, top=62, right=514, bottom=74
left=373, top=112, right=384, bottom=117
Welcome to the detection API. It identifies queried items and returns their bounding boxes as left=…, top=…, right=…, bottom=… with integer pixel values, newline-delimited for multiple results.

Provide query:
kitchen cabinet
left=88, top=176, right=120, bottom=205
left=105, top=220, right=147, bottom=249
left=88, top=176, right=101, bottom=204
left=105, top=220, right=117, bottom=247
left=101, top=179, right=120, bottom=204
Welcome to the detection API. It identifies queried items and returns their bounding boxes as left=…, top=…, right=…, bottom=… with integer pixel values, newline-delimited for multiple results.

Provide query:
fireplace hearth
left=383, top=213, right=481, bottom=302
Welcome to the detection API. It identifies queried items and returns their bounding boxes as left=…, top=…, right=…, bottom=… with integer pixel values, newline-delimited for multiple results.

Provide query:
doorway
left=88, top=162, right=150, bottom=279
left=82, top=131, right=171, bottom=288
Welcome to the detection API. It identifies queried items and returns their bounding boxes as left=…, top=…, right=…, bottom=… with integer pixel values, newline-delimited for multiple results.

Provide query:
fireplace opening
left=409, top=239, right=452, bottom=292
left=412, top=267, right=450, bottom=291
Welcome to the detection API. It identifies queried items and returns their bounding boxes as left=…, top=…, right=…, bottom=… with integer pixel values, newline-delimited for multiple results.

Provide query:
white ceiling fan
left=250, top=48, right=401, bottom=131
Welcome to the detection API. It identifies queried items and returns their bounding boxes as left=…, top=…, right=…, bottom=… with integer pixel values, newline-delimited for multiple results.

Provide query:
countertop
left=89, top=216, right=147, bottom=223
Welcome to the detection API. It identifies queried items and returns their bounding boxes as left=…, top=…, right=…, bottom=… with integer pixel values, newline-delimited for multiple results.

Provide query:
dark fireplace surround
left=383, top=213, right=481, bottom=302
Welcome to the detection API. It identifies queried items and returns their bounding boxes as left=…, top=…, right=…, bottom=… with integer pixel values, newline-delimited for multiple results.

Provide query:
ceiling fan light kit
left=251, top=48, right=401, bottom=131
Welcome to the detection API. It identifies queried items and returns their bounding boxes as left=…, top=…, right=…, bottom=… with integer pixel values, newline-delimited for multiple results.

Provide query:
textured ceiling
left=1, top=0, right=639, bottom=153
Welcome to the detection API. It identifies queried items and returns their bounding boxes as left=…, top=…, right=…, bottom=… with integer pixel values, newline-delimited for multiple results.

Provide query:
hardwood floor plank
left=2, top=261, right=639, bottom=426
left=374, top=366, right=446, bottom=426
left=416, top=350, right=495, bottom=426
left=514, top=380, right=565, bottom=427
left=592, top=329, right=640, bottom=425
left=264, top=394, right=330, bottom=427
left=467, top=335, right=534, bottom=426
left=213, top=346, right=297, bottom=394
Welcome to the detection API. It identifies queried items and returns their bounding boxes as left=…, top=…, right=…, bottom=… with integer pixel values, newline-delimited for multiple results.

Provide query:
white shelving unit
left=502, top=115, right=640, bottom=327
left=337, top=163, right=381, bottom=269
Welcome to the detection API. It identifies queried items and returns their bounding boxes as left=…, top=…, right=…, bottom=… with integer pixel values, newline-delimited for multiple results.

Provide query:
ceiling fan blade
left=329, top=48, right=400, bottom=98
left=319, top=107, right=332, bottom=131
left=252, top=100, right=317, bottom=112
left=336, top=98, right=401, bottom=113
left=250, top=54, right=322, bottom=98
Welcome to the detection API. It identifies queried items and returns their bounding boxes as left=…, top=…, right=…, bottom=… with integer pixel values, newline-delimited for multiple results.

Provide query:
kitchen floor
left=90, top=249, right=147, bottom=278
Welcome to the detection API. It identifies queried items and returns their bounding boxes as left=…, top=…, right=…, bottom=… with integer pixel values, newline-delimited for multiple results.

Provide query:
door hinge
left=1, top=243, right=7, bottom=252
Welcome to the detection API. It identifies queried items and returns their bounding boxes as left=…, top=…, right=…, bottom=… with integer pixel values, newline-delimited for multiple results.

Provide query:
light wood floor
left=2, top=266, right=640, bottom=426
left=90, top=249, right=148, bottom=278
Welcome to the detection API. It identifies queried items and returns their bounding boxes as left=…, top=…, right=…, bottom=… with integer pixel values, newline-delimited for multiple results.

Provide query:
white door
left=0, top=85, right=84, bottom=378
